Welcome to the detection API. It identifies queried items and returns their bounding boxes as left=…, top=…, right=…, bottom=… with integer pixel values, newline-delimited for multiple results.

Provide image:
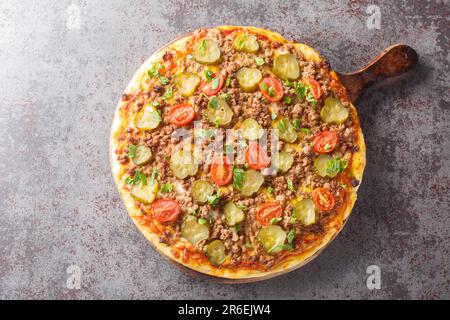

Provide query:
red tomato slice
left=245, top=141, right=271, bottom=170
left=259, top=77, right=284, bottom=102
left=313, top=130, right=338, bottom=154
left=257, top=202, right=283, bottom=226
left=311, top=187, right=335, bottom=211
left=210, top=156, right=233, bottom=186
left=201, top=72, right=225, bottom=96
left=305, top=78, right=323, bottom=99
left=168, top=103, right=196, bottom=126
left=151, top=199, right=181, bottom=222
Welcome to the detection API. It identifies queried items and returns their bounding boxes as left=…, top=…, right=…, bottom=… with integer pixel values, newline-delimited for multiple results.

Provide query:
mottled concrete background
left=0, top=0, right=448, bottom=300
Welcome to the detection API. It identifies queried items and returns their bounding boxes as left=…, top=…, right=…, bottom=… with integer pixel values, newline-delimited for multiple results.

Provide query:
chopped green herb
left=159, top=77, right=169, bottom=85
left=208, top=96, right=219, bottom=109
left=236, top=204, right=247, bottom=211
left=148, top=63, right=164, bottom=78
left=326, top=156, right=347, bottom=176
left=214, top=117, right=221, bottom=127
left=232, top=166, right=246, bottom=190
left=254, top=57, right=265, bottom=65
left=205, top=69, right=214, bottom=81
left=278, top=119, right=287, bottom=132
left=198, top=218, right=208, bottom=225
left=245, top=242, right=253, bottom=249
left=198, top=39, right=207, bottom=53
left=211, top=77, right=219, bottom=90
left=220, top=93, right=230, bottom=102
left=237, top=38, right=245, bottom=49
left=287, top=179, right=295, bottom=191
left=324, top=143, right=332, bottom=151
left=267, top=186, right=274, bottom=194
left=149, top=167, right=158, bottom=185
left=161, top=86, right=173, bottom=100
left=207, top=193, right=220, bottom=205
left=225, top=77, right=231, bottom=87
left=151, top=101, right=160, bottom=107
left=128, top=144, right=136, bottom=159
left=292, top=119, right=300, bottom=129
left=271, top=113, right=277, bottom=120
left=270, top=217, right=282, bottom=225
left=125, top=170, right=147, bottom=187
left=160, top=183, right=173, bottom=193
left=300, top=127, right=311, bottom=135
left=287, top=229, right=295, bottom=243
left=289, top=217, right=297, bottom=224
left=195, top=128, right=214, bottom=138
left=283, top=96, right=292, bottom=105
left=268, top=243, right=294, bottom=254
left=260, top=82, right=268, bottom=91
left=268, top=87, right=276, bottom=97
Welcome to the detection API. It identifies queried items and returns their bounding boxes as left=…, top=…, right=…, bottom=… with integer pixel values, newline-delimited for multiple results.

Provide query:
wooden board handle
left=337, top=44, right=418, bottom=102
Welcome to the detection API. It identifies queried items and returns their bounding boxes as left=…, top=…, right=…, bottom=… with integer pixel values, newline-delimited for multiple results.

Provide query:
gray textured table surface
left=0, top=0, right=449, bottom=299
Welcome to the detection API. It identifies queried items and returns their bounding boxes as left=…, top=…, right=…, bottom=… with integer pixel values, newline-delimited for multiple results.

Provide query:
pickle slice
left=273, top=150, right=294, bottom=173
left=314, top=154, right=337, bottom=178
left=131, top=145, right=152, bottom=166
left=276, top=117, right=297, bottom=143
left=273, top=53, right=300, bottom=80
left=130, top=181, right=158, bottom=204
left=174, top=72, right=201, bottom=97
left=240, top=169, right=264, bottom=197
left=293, top=198, right=315, bottom=226
left=181, top=216, right=210, bottom=246
left=206, top=97, right=233, bottom=126
left=320, top=97, right=349, bottom=124
left=241, top=118, right=264, bottom=140
left=224, top=202, right=245, bottom=226
left=135, top=105, right=161, bottom=130
left=194, top=39, right=221, bottom=64
left=236, top=67, right=262, bottom=92
left=258, top=225, right=287, bottom=253
left=205, top=240, right=226, bottom=266
left=233, top=34, right=259, bottom=53
left=192, top=180, right=215, bottom=204
left=170, top=147, right=199, bottom=179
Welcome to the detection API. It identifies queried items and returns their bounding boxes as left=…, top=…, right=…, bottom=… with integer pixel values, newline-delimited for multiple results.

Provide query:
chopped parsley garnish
left=236, top=204, right=247, bottom=211
left=161, top=86, right=173, bottom=100
left=278, top=119, right=287, bottom=132
left=125, top=170, right=147, bottom=187
left=159, top=76, right=169, bottom=85
left=148, top=63, right=164, bottom=78
left=267, top=186, right=274, bottom=194
left=207, top=193, right=220, bottom=205
left=198, top=39, right=207, bottom=53
left=287, top=229, right=295, bottom=243
left=268, top=87, right=276, bottom=97
left=283, top=96, right=292, bottom=105
left=287, top=179, right=295, bottom=191
left=128, top=144, right=136, bottom=159
left=292, top=119, right=300, bottom=129
left=149, top=167, right=158, bottom=185
left=205, top=69, right=214, bottom=81
left=269, top=230, right=295, bottom=253
left=326, top=156, right=348, bottom=176
left=220, top=93, right=231, bottom=102
left=198, top=218, right=208, bottom=225
left=289, top=217, right=297, bottom=224
left=151, top=101, right=160, bottom=107
left=300, top=127, right=311, bottom=135
left=323, top=143, right=332, bottom=151
left=270, top=217, right=282, bottom=225
left=260, top=82, right=268, bottom=91
left=232, top=166, right=246, bottom=190
left=245, top=242, right=253, bottom=249
left=160, top=183, right=173, bottom=193
left=254, top=57, right=265, bottom=65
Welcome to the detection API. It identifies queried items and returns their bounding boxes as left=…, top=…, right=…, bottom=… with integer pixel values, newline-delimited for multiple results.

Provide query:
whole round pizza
left=110, top=26, right=366, bottom=280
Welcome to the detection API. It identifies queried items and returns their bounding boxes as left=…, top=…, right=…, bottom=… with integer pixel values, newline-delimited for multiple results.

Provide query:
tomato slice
left=151, top=199, right=181, bottom=222
left=259, top=77, right=284, bottom=102
left=210, top=156, right=233, bottom=186
left=257, top=202, right=283, bottom=226
left=304, top=78, right=323, bottom=99
left=311, top=187, right=335, bottom=211
left=201, top=72, right=225, bottom=96
left=168, top=103, right=196, bottom=126
left=245, top=141, right=271, bottom=170
left=313, top=130, right=338, bottom=154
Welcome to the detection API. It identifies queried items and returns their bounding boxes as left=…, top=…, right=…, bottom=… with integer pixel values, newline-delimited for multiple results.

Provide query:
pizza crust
left=110, top=26, right=366, bottom=281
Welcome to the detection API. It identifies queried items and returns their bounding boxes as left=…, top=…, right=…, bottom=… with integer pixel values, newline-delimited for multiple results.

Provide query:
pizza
left=110, top=26, right=366, bottom=280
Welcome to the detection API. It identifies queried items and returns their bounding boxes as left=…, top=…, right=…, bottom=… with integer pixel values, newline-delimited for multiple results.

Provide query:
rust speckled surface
left=0, top=0, right=448, bottom=299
